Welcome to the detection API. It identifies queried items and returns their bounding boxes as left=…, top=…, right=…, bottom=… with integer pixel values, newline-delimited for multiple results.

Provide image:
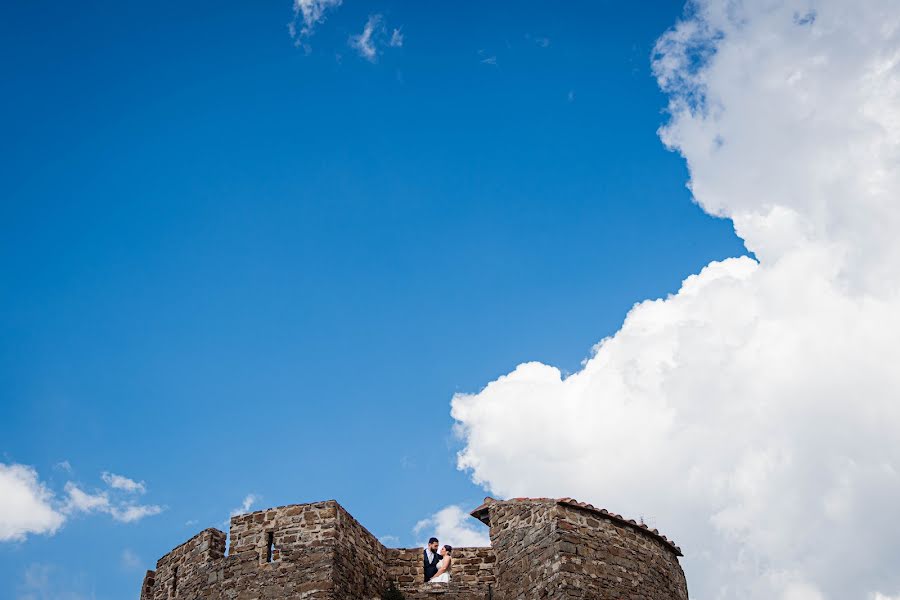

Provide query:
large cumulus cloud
left=451, top=1, right=900, bottom=598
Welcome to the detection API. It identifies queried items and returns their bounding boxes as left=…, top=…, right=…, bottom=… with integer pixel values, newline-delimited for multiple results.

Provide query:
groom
left=423, top=537, right=442, bottom=582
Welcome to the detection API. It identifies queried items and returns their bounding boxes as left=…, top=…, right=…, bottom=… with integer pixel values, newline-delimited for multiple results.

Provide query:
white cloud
left=480, top=56, right=497, bottom=66
left=63, top=481, right=162, bottom=523
left=451, top=1, right=900, bottom=599
left=348, top=14, right=404, bottom=62
left=16, top=563, right=93, bottom=600
left=290, top=0, right=342, bottom=40
left=230, top=494, right=259, bottom=518
left=390, top=28, right=404, bottom=48
left=224, top=494, right=260, bottom=531
left=350, top=15, right=381, bottom=62
left=109, top=504, right=163, bottom=523
left=413, top=505, right=490, bottom=548
left=0, top=464, right=65, bottom=542
left=0, top=463, right=163, bottom=543
left=101, top=472, right=146, bottom=494
left=120, top=548, right=141, bottom=570
left=63, top=483, right=109, bottom=514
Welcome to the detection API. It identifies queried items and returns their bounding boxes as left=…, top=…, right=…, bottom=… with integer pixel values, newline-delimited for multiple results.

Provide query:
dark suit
left=423, top=549, right=442, bottom=582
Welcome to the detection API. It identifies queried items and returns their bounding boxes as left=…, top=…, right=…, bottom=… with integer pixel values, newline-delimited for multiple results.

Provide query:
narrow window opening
left=171, top=566, right=178, bottom=597
left=266, top=531, right=275, bottom=563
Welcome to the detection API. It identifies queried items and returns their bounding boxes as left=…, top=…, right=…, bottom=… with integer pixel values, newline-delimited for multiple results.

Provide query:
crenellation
left=228, top=500, right=338, bottom=562
left=139, top=496, right=687, bottom=599
left=141, top=528, right=227, bottom=600
left=139, top=570, right=155, bottom=600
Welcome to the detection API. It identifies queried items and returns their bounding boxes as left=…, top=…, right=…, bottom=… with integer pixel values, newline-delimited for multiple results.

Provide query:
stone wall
left=139, top=497, right=688, bottom=600
left=386, top=546, right=496, bottom=599
left=555, top=503, right=688, bottom=600
left=333, top=503, right=388, bottom=598
left=141, top=528, right=226, bottom=600
left=139, top=500, right=497, bottom=600
left=476, top=498, right=689, bottom=600
left=225, top=501, right=339, bottom=598
left=485, top=499, right=565, bottom=600
left=140, top=501, right=343, bottom=600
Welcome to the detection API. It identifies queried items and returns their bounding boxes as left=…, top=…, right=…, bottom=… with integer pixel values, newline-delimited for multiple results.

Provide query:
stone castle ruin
left=139, top=497, right=688, bottom=599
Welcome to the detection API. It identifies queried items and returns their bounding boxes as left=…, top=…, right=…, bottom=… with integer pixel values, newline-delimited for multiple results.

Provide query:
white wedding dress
left=432, top=571, right=450, bottom=583
left=431, top=558, right=451, bottom=583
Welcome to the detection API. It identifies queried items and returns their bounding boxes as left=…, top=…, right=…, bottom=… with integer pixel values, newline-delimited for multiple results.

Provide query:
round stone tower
left=470, top=497, right=688, bottom=600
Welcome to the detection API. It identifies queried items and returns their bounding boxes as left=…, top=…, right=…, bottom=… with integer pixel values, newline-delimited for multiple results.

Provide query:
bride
left=430, top=546, right=453, bottom=583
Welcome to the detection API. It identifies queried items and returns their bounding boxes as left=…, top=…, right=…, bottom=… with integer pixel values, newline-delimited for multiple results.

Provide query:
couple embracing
left=423, top=537, right=453, bottom=584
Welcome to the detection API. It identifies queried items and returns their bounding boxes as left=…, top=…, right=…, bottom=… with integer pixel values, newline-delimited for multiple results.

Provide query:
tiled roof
left=470, top=497, right=682, bottom=557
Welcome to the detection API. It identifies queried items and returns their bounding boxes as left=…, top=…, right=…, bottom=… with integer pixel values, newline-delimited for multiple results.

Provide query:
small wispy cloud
left=290, top=0, right=342, bottom=41
left=230, top=494, right=259, bottom=518
left=63, top=483, right=109, bottom=515
left=288, top=3, right=402, bottom=60
left=350, top=14, right=381, bottom=62
left=110, top=504, right=163, bottom=523
left=63, top=481, right=163, bottom=523
left=16, top=563, right=93, bottom=600
left=389, top=28, right=404, bottom=48
left=526, top=34, right=551, bottom=48
left=476, top=49, right=498, bottom=67
left=348, top=14, right=404, bottom=62
left=388, top=29, right=403, bottom=48
left=567, top=90, right=575, bottom=102
left=101, top=472, right=145, bottom=494
left=224, top=494, right=260, bottom=529
left=121, top=548, right=141, bottom=570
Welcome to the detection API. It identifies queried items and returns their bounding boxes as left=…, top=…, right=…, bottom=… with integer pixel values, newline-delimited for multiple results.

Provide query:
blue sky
left=1, top=1, right=749, bottom=597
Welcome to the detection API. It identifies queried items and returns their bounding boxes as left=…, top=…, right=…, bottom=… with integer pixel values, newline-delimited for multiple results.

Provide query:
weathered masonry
left=139, top=497, right=688, bottom=599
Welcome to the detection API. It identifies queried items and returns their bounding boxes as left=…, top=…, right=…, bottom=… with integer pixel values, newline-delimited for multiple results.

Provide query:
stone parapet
left=556, top=502, right=688, bottom=600
left=333, top=502, right=389, bottom=598
left=386, top=546, right=496, bottom=598
left=139, top=496, right=687, bottom=600
left=141, top=528, right=227, bottom=600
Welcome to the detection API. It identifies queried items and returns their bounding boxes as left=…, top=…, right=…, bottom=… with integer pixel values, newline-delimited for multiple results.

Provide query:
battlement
left=139, top=497, right=687, bottom=600
left=146, top=528, right=227, bottom=600
left=386, top=547, right=496, bottom=598
left=228, top=500, right=339, bottom=562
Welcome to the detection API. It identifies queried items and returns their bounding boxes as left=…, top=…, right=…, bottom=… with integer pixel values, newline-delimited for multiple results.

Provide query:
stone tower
left=471, top=497, right=687, bottom=599
left=139, top=497, right=687, bottom=599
